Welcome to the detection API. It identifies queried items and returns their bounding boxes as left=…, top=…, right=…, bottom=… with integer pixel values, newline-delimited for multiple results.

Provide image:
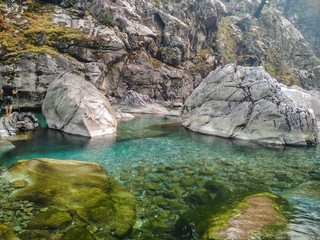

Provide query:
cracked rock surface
left=0, top=112, right=39, bottom=138
left=181, top=64, right=319, bottom=146
left=42, top=73, right=117, bottom=137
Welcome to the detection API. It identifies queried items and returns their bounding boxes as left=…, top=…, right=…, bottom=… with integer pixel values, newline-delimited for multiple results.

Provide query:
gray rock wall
left=0, top=0, right=319, bottom=110
left=277, top=0, right=320, bottom=58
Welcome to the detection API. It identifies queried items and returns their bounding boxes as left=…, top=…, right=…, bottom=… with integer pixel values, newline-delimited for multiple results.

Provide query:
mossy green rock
left=19, top=229, right=51, bottom=240
left=63, top=227, right=96, bottom=240
left=0, top=224, right=20, bottom=240
left=203, top=193, right=287, bottom=239
left=3, top=158, right=137, bottom=239
left=27, top=208, right=72, bottom=229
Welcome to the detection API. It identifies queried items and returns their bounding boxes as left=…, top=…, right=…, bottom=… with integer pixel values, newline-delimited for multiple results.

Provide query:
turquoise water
left=1, top=114, right=320, bottom=239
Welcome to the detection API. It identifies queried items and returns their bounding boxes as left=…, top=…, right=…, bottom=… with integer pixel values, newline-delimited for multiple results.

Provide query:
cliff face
left=279, top=0, right=320, bottom=58
left=0, top=0, right=319, bottom=109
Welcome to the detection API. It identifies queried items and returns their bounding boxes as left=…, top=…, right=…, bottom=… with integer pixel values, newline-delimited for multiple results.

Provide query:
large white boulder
left=181, top=64, right=319, bottom=146
left=42, top=73, right=117, bottom=137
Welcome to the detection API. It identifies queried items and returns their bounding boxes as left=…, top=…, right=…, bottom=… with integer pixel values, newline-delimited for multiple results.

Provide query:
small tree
left=283, top=0, right=293, bottom=17
left=254, top=0, right=268, bottom=18
left=101, top=9, right=115, bottom=26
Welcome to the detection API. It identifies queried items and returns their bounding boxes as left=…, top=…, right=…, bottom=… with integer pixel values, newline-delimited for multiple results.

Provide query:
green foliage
left=159, top=46, right=168, bottom=54
left=220, top=48, right=237, bottom=64
left=149, top=58, right=162, bottom=68
left=153, top=0, right=161, bottom=8
left=100, top=10, right=115, bottom=27
left=265, top=63, right=300, bottom=86
left=0, top=7, right=85, bottom=58
left=226, top=8, right=236, bottom=16
left=216, top=18, right=239, bottom=64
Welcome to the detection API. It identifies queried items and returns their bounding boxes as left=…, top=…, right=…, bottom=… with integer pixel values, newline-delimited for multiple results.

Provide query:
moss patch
left=0, top=3, right=85, bottom=57
left=175, top=189, right=289, bottom=240
left=63, top=227, right=96, bottom=240
left=203, top=192, right=288, bottom=239
left=265, top=62, right=300, bottom=86
left=0, top=224, right=19, bottom=240
left=27, top=207, right=72, bottom=229
left=216, top=18, right=239, bottom=64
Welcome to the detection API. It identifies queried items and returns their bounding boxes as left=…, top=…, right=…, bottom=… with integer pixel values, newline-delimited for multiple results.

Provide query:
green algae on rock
left=0, top=224, right=20, bottom=240
left=203, top=193, right=288, bottom=240
left=63, top=226, right=96, bottom=240
left=2, top=158, right=137, bottom=239
left=26, top=207, right=72, bottom=230
left=175, top=192, right=288, bottom=240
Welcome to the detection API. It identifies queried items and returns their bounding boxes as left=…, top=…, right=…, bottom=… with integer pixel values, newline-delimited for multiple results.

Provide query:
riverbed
left=1, top=114, right=320, bottom=239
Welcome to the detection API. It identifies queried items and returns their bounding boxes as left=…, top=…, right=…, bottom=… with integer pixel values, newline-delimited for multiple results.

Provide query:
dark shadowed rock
left=181, top=64, right=319, bottom=146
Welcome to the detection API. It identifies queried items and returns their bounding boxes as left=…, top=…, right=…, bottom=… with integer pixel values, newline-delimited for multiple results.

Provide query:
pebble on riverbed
left=0, top=174, right=40, bottom=236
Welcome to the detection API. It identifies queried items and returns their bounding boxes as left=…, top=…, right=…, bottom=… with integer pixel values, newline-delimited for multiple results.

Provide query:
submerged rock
left=181, top=64, right=319, bottom=146
left=2, top=158, right=137, bottom=239
left=42, top=73, right=117, bottom=137
left=0, top=224, right=19, bottom=240
left=0, top=112, right=39, bottom=138
left=203, top=193, right=287, bottom=239
left=27, top=208, right=72, bottom=230
left=282, top=181, right=320, bottom=238
left=0, top=140, right=15, bottom=156
left=283, top=181, right=320, bottom=201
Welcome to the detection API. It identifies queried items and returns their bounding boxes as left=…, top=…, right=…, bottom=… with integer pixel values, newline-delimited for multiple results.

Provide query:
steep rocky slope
left=0, top=0, right=319, bottom=109
left=277, top=0, right=320, bottom=58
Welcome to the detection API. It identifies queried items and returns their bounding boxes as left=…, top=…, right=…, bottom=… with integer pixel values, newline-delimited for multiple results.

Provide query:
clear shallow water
left=1, top=114, right=320, bottom=239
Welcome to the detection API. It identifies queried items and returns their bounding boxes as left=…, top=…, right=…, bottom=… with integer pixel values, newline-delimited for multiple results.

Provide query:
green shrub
left=100, top=10, right=115, bottom=27
left=154, top=0, right=161, bottom=8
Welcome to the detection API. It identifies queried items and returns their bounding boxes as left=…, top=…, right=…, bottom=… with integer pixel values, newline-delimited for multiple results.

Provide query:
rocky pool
left=1, top=114, right=320, bottom=239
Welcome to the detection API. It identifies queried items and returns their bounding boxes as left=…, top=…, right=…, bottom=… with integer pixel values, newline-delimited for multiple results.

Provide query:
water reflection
left=0, top=127, right=116, bottom=167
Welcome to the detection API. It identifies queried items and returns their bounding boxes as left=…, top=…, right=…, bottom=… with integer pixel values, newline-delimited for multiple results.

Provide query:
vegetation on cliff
left=0, top=1, right=85, bottom=57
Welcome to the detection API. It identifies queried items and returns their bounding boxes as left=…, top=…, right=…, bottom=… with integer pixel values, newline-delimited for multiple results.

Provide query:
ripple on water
left=283, top=181, right=320, bottom=240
